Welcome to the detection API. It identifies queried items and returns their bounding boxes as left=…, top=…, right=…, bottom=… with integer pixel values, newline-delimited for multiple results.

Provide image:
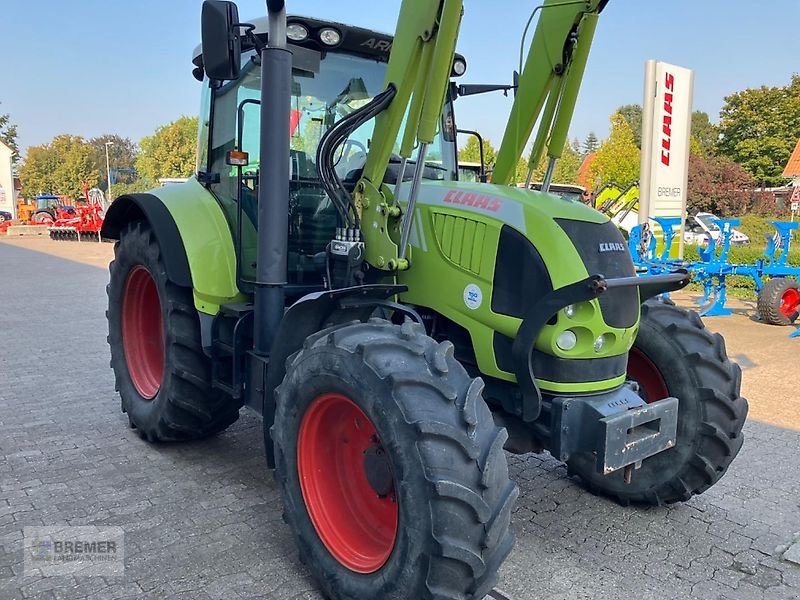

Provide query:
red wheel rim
left=780, top=287, right=800, bottom=318
left=122, top=266, right=164, bottom=399
left=627, top=347, right=669, bottom=403
left=33, top=213, right=54, bottom=225
left=297, top=393, right=398, bottom=573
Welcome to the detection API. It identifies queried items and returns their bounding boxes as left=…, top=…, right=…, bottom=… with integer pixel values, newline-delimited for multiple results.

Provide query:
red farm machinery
left=48, top=186, right=107, bottom=241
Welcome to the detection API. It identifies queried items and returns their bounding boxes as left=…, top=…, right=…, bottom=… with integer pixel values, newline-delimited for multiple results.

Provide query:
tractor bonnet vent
left=432, top=213, right=486, bottom=275
left=491, top=225, right=553, bottom=318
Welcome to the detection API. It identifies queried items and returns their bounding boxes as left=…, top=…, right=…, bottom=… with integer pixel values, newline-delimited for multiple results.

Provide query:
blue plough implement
left=629, top=217, right=800, bottom=336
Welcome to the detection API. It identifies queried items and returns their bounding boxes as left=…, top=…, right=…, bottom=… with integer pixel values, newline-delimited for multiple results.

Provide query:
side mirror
left=457, top=84, right=516, bottom=98
left=201, top=0, right=241, bottom=81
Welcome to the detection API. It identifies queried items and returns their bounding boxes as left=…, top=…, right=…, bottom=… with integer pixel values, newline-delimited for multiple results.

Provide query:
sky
left=1, top=0, right=798, bottom=157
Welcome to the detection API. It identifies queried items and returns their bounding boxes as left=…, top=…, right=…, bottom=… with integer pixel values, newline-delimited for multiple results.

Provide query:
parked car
left=0, top=210, right=12, bottom=223
left=683, top=212, right=750, bottom=246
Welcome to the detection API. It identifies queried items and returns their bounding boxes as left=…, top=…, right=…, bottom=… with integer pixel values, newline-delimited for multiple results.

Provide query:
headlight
left=556, top=330, right=578, bottom=351
left=286, top=23, right=309, bottom=42
left=593, top=335, right=605, bottom=353
left=319, top=28, right=342, bottom=46
left=452, top=58, right=467, bottom=76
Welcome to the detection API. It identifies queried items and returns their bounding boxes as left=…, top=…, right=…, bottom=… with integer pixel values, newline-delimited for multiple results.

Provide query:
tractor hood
left=400, top=180, right=639, bottom=393
left=409, top=180, right=621, bottom=292
left=412, top=181, right=606, bottom=239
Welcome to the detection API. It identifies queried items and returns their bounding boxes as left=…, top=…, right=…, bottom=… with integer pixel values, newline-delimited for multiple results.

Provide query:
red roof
left=577, top=152, right=597, bottom=189
left=784, top=139, right=800, bottom=178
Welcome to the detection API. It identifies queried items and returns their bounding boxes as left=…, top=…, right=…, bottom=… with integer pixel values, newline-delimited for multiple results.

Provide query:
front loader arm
left=354, top=0, right=463, bottom=272
left=493, top=0, right=608, bottom=186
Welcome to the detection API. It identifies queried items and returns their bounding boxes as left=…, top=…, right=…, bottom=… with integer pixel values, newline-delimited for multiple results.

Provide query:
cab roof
left=192, top=14, right=465, bottom=74
left=194, top=15, right=391, bottom=65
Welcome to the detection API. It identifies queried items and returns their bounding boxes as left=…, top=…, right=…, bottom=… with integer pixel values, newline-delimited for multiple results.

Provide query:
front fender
left=102, top=178, right=243, bottom=315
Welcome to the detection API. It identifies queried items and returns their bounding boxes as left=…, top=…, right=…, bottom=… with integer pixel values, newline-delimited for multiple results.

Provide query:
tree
left=617, top=104, right=643, bottom=148
left=514, top=156, right=530, bottom=184
left=0, top=104, right=19, bottom=165
left=89, top=135, right=138, bottom=190
left=527, top=142, right=583, bottom=185
left=687, top=153, right=753, bottom=215
left=19, top=135, right=99, bottom=199
left=136, top=116, right=199, bottom=183
left=584, top=114, right=640, bottom=188
left=110, top=179, right=154, bottom=197
left=690, top=111, right=718, bottom=157
left=458, top=133, right=496, bottom=172
left=717, top=75, right=800, bottom=186
left=583, top=132, right=599, bottom=155
left=19, top=145, right=57, bottom=197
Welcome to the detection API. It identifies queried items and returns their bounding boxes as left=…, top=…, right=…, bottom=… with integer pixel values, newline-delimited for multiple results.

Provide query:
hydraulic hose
left=316, top=85, right=397, bottom=230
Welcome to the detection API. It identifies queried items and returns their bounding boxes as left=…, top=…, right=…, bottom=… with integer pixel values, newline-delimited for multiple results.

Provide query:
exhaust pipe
left=254, top=0, right=291, bottom=356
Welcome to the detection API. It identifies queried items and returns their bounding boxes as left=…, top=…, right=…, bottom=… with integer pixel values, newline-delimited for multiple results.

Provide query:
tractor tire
left=32, top=210, right=54, bottom=225
left=757, top=277, right=800, bottom=325
left=107, top=221, right=241, bottom=441
left=272, top=319, right=517, bottom=600
left=568, top=299, right=748, bottom=506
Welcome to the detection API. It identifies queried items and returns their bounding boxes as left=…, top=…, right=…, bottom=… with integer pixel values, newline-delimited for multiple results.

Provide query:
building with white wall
left=0, top=140, right=15, bottom=218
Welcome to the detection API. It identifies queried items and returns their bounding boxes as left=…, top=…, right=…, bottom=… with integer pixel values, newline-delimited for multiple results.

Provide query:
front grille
left=432, top=212, right=486, bottom=275
left=555, top=218, right=638, bottom=328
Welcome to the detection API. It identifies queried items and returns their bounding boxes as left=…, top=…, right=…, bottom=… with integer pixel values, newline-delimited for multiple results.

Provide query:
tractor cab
left=192, top=16, right=465, bottom=290
left=35, top=195, right=62, bottom=212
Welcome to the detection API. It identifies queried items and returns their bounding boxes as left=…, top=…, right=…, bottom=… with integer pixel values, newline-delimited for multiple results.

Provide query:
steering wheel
left=336, top=139, right=368, bottom=179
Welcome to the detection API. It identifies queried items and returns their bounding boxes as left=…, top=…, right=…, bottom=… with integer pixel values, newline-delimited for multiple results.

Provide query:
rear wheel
left=568, top=300, right=748, bottom=505
left=107, top=221, right=241, bottom=441
left=757, top=277, right=800, bottom=325
left=273, top=319, right=517, bottom=600
left=32, top=210, right=54, bottom=225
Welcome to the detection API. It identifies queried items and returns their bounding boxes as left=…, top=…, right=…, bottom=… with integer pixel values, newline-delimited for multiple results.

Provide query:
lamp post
left=104, top=141, right=114, bottom=202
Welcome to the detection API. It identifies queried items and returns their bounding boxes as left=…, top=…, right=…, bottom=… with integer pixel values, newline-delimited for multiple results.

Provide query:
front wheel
left=272, top=319, right=517, bottom=600
left=568, top=299, right=748, bottom=505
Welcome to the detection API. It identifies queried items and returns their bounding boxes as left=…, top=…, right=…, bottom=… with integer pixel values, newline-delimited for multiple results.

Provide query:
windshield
left=208, top=49, right=455, bottom=188
left=204, top=48, right=457, bottom=287
left=458, top=164, right=481, bottom=183
left=696, top=213, right=720, bottom=231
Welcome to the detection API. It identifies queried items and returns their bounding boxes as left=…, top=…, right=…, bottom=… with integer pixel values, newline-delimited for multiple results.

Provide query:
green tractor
left=102, top=1, right=747, bottom=598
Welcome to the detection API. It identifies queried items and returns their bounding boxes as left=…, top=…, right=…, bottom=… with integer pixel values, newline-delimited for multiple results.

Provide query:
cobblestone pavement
left=1, top=241, right=799, bottom=600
